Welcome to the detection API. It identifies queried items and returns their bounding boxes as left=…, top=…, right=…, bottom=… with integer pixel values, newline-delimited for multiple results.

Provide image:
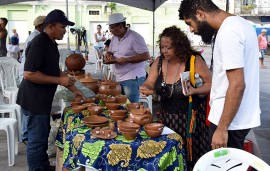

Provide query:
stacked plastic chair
left=0, top=59, right=22, bottom=143
left=193, top=147, right=270, bottom=171
left=0, top=118, right=18, bottom=166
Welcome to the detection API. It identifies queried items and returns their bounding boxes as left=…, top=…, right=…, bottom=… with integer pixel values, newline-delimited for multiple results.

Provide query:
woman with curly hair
left=139, top=26, right=211, bottom=170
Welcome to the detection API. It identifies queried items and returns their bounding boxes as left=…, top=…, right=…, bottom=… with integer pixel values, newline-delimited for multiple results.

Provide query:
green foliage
left=158, top=146, right=177, bottom=171
left=107, top=2, right=117, bottom=13
left=241, top=4, right=256, bottom=14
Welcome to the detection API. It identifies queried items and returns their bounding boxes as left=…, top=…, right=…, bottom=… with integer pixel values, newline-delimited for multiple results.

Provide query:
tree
left=107, top=2, right=117, bottom=14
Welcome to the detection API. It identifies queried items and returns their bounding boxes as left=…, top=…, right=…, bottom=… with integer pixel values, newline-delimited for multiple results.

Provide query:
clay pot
left=110, top=115, right=126, bottom=121
left=103, top=97, right=117, bottom=103
left=126, top=103, right=140, bottom=111
left=80, top=73, right=99, bottom=94
left=72, top=105, right=86, bottom=114
left=131, top=105, right=151, bottom=115
left=144, top=123, right=164, bottom=131
left=85, top=97, right=96, bottom=103
left=110, top=110, right=127, bottom=116
left=65, top=53, right=86, bottom=71
left=120, top=122, right=140, bottom=130
left=144, top=128, right=163, bottom=138
left=115, top=95, right=128, bottom=104
left=122, top=130, right=139, bottom=140
left=105, top=103, right=120, bottom=110
left=87, top=105, right=103, bottom=115
left=95, top=94, right=107, bottom=100
left=99, top=80, right=121, bottom=96
left=131, top=113, right=153, bottom=126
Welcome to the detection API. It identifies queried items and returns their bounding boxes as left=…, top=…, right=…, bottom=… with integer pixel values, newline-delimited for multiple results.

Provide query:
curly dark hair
left=157, top=25, right=198, bottom=63
left=178, top=0, right=219, bottom=20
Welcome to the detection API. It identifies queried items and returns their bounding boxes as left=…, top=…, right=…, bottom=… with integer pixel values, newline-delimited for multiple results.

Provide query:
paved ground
left=0, top=45, right=270, bottom=170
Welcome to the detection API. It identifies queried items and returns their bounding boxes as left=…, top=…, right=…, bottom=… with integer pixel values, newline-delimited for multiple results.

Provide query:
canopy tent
left=0, top=0, right=169, bottom=54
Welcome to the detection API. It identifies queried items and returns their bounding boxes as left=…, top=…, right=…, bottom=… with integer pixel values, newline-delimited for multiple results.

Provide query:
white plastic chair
left=0, top=59, right=20, bottom=104
left=93, top=47, right=103, bottom=73
left=0, top=118, right=18, bottom=166
left=193, top=147, right=270, bottom=171
left=139, top=95, right=153, bottom=114
left=0, top=103, right=22, bottom=142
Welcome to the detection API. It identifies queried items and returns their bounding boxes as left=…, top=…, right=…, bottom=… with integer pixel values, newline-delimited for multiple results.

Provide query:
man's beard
left=196, top=20, right=215, bottom=44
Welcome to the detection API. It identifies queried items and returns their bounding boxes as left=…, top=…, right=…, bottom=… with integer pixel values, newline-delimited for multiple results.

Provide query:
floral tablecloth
left=55, top=107, right=187, bottom=171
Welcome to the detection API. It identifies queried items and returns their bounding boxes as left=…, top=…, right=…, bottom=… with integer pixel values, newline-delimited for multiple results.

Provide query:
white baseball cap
left=261, top=29, right=267, bottom=33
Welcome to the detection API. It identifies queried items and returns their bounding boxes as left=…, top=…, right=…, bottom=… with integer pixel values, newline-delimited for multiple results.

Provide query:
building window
left=89, top=10, right=100, bottom=15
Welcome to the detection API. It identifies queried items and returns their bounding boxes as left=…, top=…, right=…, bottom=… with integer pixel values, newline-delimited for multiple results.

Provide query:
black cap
left=45, top=9, right=75, bottom=26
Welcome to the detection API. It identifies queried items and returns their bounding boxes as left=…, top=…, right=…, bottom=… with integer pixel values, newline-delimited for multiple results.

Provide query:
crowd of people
left=0, top=0, right=266, bottom=170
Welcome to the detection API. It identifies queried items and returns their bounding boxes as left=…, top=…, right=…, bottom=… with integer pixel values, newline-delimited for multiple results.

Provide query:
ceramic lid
left=80, top=73, right=98, bottom=83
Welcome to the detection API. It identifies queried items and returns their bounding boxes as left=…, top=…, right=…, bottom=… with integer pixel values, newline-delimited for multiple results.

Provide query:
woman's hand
left=139, top=86, right=153, bottom=96
left=184, top=81, right=197, bottom=96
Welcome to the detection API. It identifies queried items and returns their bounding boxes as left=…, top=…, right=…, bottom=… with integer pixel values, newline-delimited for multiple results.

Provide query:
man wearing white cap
left=258, top=28, right=270, bottom=68
left=104, top=13, right=150, bottom=102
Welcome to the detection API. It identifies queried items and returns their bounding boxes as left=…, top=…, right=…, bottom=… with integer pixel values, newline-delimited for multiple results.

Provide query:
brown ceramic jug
left=80, top=73, right=100, bottom=94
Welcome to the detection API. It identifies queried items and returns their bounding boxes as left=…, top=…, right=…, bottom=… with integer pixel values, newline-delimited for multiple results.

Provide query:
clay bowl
left=72, top=105, right=86, bottom=114
left=110, top=110, right=127, bottom=116
left=82, top=115, right=108, bottom=125
left=120, top=122, right=140, bottom=130
left=121, top=130, right=139, bottom=140
left=126, top=102, right=140, bottom=111
left=110, top=115, right=126, bottom=122
left=87, top=106, right=103, bottom=115
left=106, top=103, right=120, bottom=110
left=103, top=97, right=117, bottom=103
left=82, top=103, right=97, bottom=108
left=71, top=101, right=84, bottom=106
left=119, top=124, right=139, bottom=133
left=85, top=97, right=96, bottom=103
left=144, top=123, right=164, bottom=131
left=95, top=94, right=108, bottom=100
left=144, top=128, right=163, bottom=138
left=115, top=95, right=128, bottom=104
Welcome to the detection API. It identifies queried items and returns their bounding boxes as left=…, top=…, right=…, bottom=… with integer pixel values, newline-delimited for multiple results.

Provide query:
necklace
left=161, top=61, right=181, bottom=98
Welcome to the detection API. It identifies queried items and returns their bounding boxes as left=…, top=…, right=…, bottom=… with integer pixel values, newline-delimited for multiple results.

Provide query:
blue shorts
left=94, top=46, right=104, bottom=51
left=260, top=49, right=266, bottom=59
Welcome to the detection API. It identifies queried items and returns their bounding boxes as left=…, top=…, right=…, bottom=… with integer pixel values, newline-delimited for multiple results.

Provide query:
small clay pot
left=65, top=53, right=86, bottom=71
left=106, top=103, right=120, bottom=110
left=144, top=128, right=163, bottom=138
left=131, top=114, right=153, bottom=126
left=110, top=110, right=127, bottom=116
left=72, top=105, right=86, bottom=114
left=95, top=94, right=107, bottom=100
left=99, top=80, right=121, bottom=96
left=120, top=122, right=140, bottom=130
left=110, top=115, right=126, bottom=121
left=80, top=73, right=99, bottom=94
left=122, top=130, right=139, bottom=140
left=126, top=103, right=140, bottom=111
left=115, top=95, right=128, bottom=104
left=87, top=106, right=103, bottom=115
left=144, top=123, right=164, bottom=131
left=103, top=97, right=117, bottom=103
